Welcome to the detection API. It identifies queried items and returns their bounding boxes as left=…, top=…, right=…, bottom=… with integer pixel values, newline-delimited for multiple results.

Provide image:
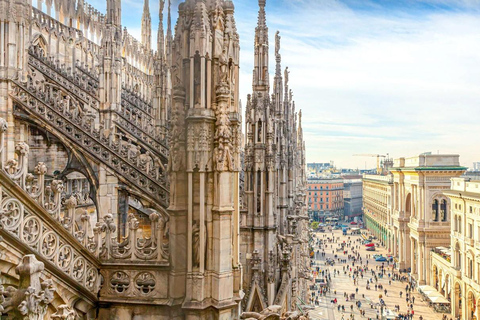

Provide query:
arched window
left=432, top=199, right=439, bottom=221
left=441, top=200, right=448, bottom=221
left=469, top=257, right=474, bottom=278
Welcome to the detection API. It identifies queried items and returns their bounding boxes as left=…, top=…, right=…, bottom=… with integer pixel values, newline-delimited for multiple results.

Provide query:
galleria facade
left=0, top=0, right=309, bottom=319
left=363, top=154, right=480, bottom=319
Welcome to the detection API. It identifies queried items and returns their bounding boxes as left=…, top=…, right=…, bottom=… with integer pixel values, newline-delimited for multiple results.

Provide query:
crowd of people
left=309, top=228, right=452, bottom=320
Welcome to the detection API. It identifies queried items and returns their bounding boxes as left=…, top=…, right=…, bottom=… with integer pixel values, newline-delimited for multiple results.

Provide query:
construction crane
left=353, top=154, right=387, bottom=174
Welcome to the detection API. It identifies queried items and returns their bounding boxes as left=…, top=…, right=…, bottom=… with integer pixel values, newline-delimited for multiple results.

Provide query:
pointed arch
left=30, top=33, right=49, bottom=57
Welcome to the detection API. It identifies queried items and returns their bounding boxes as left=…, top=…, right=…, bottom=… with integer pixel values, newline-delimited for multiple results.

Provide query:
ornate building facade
left=364, top=155, right=465, bottom=280
left=430, top=177, right=480, bottom=320
left=390, top=154, right=466, bottom=285
left=0, top=0, right=309, bottom=318
left=362, top=173, right=394, bottom=248
left=240, top=0, right=310, bottom=314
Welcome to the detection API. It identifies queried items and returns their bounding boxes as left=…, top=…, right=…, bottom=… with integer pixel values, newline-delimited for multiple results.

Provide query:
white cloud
left=235, top=1, right=480, bottom=169
left=87, top=0, right=480, bottom=169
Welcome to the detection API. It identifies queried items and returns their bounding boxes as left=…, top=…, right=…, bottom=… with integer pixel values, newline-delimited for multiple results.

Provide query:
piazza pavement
left=308, top=229, right=452, bottom=320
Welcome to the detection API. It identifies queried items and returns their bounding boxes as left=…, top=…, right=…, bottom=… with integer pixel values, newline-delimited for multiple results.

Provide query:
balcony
left=431, top=248, right=452, bottom=264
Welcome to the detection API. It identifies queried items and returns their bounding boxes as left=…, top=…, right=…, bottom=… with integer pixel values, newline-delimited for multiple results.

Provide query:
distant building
left=343, top=176, right=363, bottom=219
left=473, top=162, right=480, bottom=171
left=307, top=162, right=333, bottom=177
left=391, top=153, right=466, bottom=282
left=307, top=177, right=344, bottom=222
left=362, top=174, right=394, bottom=247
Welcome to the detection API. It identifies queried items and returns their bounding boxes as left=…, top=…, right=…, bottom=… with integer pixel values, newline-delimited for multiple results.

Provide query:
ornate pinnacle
left=256, top=0, right=267, bottom=32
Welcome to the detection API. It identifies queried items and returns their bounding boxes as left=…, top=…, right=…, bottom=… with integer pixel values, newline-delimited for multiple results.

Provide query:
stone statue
left=219, top=48, right=228, bottom=84
left=214, top=16, right=224, bottom=58
left=192, top=220, right=200, bottom=268
left=275, top=31, right=280, bottom=57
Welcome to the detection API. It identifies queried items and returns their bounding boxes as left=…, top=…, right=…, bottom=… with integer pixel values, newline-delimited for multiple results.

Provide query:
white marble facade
left=0, top=0, right=308, bottom=319
left=241, top=0, right=310, bottom=315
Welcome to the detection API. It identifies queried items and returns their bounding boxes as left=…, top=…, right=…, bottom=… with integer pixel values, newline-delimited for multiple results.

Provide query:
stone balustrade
left=0, top=118, right=169, bottom=266
left=29, top=47, right=100, bottom=105
left=121, top=87, right=154, bottom=116
left=28, top=38, right=168, bottom=162
left=29, top=46, right=168, bottom=163
left=10, top=81, right=169, bottom=206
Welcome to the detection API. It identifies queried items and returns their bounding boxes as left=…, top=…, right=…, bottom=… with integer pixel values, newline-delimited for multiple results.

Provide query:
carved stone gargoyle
left=0, top=254, right=55, bottom=320
left=51, top=304, right=76, bottom=320
left=241, top=305, right=282, bottom=320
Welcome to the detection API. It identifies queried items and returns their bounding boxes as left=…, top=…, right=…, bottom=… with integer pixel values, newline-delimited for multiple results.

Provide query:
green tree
left=310, top=221, right=319, bottom=230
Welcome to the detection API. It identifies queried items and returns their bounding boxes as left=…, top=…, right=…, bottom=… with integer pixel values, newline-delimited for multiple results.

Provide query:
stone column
left=399, top=230, right=405, bottom=270
left=410, top=238, right=416, bottom=275
left=419, top=241, right=426, bottom=285
left=167, top=87, right=188, bottom=304
left=209, top=84, right=238, bottom=319
left=393, top=228, right=397, bottom=257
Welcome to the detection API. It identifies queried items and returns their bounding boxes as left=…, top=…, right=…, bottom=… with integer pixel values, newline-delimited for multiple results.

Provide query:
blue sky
left=89, top=0, right=480, bottom=169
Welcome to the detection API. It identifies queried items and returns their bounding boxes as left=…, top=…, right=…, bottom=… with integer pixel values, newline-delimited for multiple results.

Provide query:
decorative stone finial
left=0, top=255, right=55, bottom=320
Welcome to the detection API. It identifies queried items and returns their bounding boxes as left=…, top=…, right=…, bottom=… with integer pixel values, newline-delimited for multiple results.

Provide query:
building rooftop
left=362, top=174, right=394, bottom=183
left=448, top=177, right=480, bottom=194
left=307, top=177, right=344, bottom=182
left=393, top=153, right=464, bottom=169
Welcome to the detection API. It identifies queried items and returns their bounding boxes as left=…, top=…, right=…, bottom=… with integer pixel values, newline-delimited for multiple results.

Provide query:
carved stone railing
left=29, top=47, right=169, bottom=162
left=31, top=8, right=81, bottom=44
left=122, top=87, right=154, bottom=116
left=0, top=118, right=170, bottom=266
left=31, top=7, right=103, bottom=60
left=29, top=47, right=100, bottom=107
left=76, top=62, right=100, bottom=83
left=0, top=167, right=100, bottom=296
left=94, top=213, right=169, bottom=263
left=10, top=82, right=169, bottom=207
left=73, top=60, right=167, bottom=151
left=115, top=100, right=168, bottom=156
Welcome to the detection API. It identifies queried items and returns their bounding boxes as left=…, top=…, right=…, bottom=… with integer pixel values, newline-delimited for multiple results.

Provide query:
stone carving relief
left=240, top=305, right=309, bottom=320
left=187, top=123, right=213, bottom=171
left=102, top=269, right=165, bottom=299
left=0, top=255, right=55, bottom=320
left=51, top=305, right=76, bottom=320
left=213, top=86, right=234, bottom=172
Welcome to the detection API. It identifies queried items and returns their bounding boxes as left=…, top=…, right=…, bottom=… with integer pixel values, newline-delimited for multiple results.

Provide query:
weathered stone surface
left=0, top=0, right=308, bottom=319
